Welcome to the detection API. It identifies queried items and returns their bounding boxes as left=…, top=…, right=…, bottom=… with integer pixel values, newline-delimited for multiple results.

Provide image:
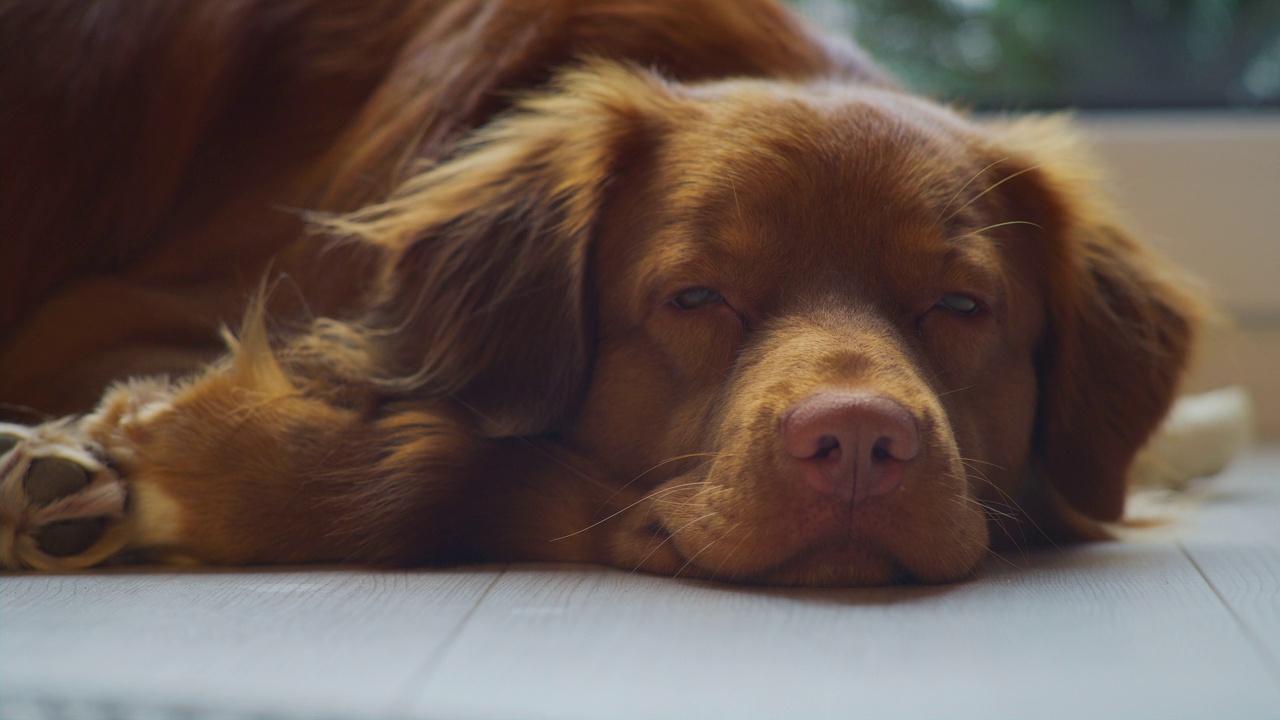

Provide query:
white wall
left=1079, top=113, right=1280, bottom=439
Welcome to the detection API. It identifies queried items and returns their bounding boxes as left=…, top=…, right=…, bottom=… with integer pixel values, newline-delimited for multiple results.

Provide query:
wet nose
left=780, top=390, right=920, bottom=501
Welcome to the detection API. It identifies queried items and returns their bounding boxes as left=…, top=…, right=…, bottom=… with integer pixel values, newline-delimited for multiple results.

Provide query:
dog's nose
left=780, top=391, right=919, bottom=500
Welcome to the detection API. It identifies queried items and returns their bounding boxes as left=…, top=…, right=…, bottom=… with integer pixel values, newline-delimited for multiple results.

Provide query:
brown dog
left=0, top=0, right=1199, bottom=585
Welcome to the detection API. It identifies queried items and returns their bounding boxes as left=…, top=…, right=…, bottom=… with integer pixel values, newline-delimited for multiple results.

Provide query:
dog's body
left=0, top=0, right=1199, bottom=585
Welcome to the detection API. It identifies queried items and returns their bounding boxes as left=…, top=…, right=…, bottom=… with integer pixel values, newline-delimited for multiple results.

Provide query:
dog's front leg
left=0, top=349, right=479, bottom=570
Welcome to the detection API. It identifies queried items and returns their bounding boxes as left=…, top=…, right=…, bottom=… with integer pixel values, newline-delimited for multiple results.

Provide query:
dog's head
left=341, top=63, right=1200, bottom=585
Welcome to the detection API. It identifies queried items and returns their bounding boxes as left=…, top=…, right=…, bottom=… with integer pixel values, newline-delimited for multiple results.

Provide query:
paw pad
left=1, top=426, right=129, bottom=569
left=34, top=517, right=109, bottom=557
left=25, top=457, right=92, bottom=505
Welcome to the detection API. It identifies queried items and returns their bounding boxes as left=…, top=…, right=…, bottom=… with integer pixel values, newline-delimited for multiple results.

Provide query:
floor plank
left=0, top=568, right=501, bottom=719
left=1178, top=447, right=1280, bottom=685
left=410, top=546, right=1280, bottom=720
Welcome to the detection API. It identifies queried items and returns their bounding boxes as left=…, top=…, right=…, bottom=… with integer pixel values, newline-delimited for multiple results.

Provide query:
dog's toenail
left=34, top=517, right=108, bottom=557
left=0, top=434, right=19, bottom=457
left=25, top=457, right=91, bottom=505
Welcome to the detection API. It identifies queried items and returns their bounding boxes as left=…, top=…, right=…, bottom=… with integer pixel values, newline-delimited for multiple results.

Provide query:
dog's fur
left=0, top=0, right=1199, bottom=585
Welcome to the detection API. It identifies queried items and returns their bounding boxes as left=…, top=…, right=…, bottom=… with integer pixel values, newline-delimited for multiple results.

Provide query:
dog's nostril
left=812, top=435, right=839, bottom=460
left=871, top=439, right=892, bottom=462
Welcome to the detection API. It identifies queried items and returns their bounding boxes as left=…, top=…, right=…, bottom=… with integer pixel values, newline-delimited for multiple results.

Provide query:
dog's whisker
left=976, top=486, right=1033, bottom=552
left=630, top=511, right=719, bottom=575
left=549, top=481, right=704, bottom=542
left=938, top=157, right=1008, bottom=220
left=945, top=465, right=986, bottom=485
left=984, top=545, right=1022, bottom=570
left=956, top=465, right=1008, bottom=507
left=935, top=384, right=977, bottom=399
left=972, top=497, right=1024, bottom=515
left=640, top=481, right=721, bottom=520
left=959, top=494, right=1018, bottom=521
left=729, top=175, right=744, bottom=222
left=976, top=496, right=1032, bottom=562
left=673, top=540, right=717, bottom=579
left=709, top=526, right=757, bottom=582
left=960, top=465, right=1063, bottom=551
left=985, top=514, right=1024, bottom=552
left=598, top=452, right=731, bottom=513
left=674, top=519, right=741, bottom=579
left=943, top=164, right=1044, bottom=223
left=958, top=466, right=1011, bottom=501
left=956, top=459, right=1002, bottom=489
left=649, top=497, right=711, bottom=507
left=958, top=456, right=1008, bottom=472
left=644, top=483, right=714, bottom=522
left=925, top=367, right=951, bottom=385
left=943, top=463, right=1028, bottom=535
left=947, top=219, right=1045, bottom=243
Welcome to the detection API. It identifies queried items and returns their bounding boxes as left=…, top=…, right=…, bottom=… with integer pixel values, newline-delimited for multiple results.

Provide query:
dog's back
left=0, top=0, right=879, bottom=417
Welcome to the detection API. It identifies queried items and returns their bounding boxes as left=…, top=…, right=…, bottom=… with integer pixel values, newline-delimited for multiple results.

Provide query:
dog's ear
left=997, top=118, right=1203, bottom=523
left=321, top=63, right=674, bottom=437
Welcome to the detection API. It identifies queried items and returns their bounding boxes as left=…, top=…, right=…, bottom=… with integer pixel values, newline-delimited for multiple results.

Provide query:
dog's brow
left=938, top=243, right=1003, bottom=298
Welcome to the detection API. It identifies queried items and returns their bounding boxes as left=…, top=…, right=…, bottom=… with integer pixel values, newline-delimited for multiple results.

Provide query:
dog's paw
left=0, top=421, right=130, bottom=570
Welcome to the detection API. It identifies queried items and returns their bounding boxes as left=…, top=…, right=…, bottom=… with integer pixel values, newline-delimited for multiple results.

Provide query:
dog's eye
left=935, top=293, right=979, bottom=316
left=671, top=287, right=725, bottom=310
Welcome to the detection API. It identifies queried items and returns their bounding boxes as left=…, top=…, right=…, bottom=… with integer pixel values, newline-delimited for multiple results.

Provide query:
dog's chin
left=611, top=473, right=990, bottom=587
left=694, top=538, right=910, bottom=587
left=618, top=524, right=985, bottom=587
left=745, top=541, right=910, bottom=587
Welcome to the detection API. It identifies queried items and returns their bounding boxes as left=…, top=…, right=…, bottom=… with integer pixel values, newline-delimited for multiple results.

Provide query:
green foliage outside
left=789, top=0, right=1280, bottom=109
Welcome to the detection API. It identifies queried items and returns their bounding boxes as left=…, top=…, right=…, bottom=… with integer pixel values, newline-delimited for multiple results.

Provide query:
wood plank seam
left=1178, top=543, right=1280, bottom=688
left=385, top=565, right=510, bottom=716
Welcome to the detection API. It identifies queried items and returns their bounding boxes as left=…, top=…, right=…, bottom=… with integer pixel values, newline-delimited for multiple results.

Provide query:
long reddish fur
left=0, top=0, right=1200, bottom=580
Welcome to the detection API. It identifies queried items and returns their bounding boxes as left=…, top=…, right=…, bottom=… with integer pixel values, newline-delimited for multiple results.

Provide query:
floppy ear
left=319, top=63, right=673, bottom=437
left=999, top=118, right=1204, bottom=522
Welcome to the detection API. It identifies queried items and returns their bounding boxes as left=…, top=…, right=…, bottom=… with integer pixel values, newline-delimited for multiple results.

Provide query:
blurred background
left=792, top=0, right=1280, bottom=109
left=791, top=0, right=1280, bottom=441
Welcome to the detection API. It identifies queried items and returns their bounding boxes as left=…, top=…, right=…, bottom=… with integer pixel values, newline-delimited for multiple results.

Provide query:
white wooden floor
left=2, top=448, right=1277, bottom=720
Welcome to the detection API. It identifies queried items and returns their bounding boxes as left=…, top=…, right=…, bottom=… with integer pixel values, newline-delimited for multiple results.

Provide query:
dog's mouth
left=613, top=454, right=989, bottom=587
left=624, top=510, right=927, bottom=586
left=749, top=538, right=915, bottom=586
left=703, top=536, right=914, bottom=587
left=604, top=412, right=993, bottom=586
